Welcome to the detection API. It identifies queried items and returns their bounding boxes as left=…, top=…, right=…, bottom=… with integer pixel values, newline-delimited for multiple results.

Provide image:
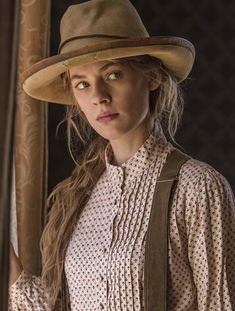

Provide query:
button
left=103, top=248, right=107, bottom=253
left=100, top=274, right=104, bottom=281
left=99, top=303, right=104, bottom=310
left=114, top=199, right=118, bottom=205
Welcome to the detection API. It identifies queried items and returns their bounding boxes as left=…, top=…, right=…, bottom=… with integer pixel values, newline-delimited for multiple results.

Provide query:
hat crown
left=60, top=0, right=149, bottom=53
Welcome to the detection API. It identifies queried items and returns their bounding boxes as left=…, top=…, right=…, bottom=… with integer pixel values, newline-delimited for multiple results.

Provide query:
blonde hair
left=40, top=55, right=184, bottom=307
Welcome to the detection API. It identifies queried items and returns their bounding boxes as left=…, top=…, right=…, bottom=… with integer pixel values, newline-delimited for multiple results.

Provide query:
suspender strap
left=61, top=269, right=70, bottom=310
left=144, top=148, right=191, bottom=311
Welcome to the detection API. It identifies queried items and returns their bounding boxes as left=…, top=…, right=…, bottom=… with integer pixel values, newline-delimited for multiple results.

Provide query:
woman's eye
left=108, top=72, right=123, bottom=80
left=75, top=81, right=89, bottom=89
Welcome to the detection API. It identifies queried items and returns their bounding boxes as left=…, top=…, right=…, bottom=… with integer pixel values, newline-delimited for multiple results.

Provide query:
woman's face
left=69, top=60, right=160, bottom=141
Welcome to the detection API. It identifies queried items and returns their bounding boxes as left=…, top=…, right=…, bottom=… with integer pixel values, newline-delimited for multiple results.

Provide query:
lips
left=96, top=112, right=119, bottom=121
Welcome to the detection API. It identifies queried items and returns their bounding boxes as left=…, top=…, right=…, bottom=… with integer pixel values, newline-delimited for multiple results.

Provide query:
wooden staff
left=0, top=0, right=20, bottom=309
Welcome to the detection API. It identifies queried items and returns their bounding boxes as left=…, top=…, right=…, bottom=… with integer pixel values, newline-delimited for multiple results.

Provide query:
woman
left=9, top=0, right=235, bottom=310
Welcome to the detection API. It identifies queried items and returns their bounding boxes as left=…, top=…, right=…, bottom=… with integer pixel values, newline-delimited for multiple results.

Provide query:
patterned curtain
left=14, top=0, right=51, bottom=275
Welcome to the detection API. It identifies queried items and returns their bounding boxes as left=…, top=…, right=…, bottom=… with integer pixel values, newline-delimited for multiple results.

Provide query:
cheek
left=125, top=82, right=150, bottom=116
left=72, top=91, right=90, bottom=113
left=78, top=104, right=94, bottom=123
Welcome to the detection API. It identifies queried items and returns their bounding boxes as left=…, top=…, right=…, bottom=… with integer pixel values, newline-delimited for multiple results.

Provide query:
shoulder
left=172, top=154, right=235, bottom=216
left=171, top=154, right=235, bottom=222
left=171, top=155, right=235, bottom=234
left=177, top=156, right=232, bottom=196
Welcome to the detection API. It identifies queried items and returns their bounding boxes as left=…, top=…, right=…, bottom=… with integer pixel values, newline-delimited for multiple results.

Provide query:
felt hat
left=21, top=0, right=195, bottom=105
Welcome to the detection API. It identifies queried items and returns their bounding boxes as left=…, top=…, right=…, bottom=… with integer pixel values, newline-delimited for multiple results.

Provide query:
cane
left=0, top=0, right=20, bottom=309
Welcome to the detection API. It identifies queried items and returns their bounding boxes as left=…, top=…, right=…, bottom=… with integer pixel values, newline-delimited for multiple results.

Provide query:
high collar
left=104, top=124, right=169, bottom=189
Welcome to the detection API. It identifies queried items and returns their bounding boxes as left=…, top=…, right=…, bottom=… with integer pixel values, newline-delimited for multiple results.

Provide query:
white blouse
left=9, top=131, right=235, bottom=310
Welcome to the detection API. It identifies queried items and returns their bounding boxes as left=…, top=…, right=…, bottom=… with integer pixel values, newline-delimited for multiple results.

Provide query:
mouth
left=96, top=113, right=119, bottom=122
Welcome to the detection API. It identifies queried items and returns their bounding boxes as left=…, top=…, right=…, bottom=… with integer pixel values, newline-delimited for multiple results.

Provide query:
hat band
left=59, top=34, right=128, bottom=53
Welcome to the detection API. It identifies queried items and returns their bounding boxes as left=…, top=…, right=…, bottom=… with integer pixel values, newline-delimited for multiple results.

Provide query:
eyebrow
left=70, top=62, right=120, bottom=81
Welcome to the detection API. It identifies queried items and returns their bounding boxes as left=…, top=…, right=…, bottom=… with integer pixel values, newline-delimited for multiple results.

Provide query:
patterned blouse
left=8, top=130, right=235, bottom=310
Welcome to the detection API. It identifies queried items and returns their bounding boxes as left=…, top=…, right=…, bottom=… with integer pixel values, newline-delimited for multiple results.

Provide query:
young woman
left=9, top=0, right=235, bottom=310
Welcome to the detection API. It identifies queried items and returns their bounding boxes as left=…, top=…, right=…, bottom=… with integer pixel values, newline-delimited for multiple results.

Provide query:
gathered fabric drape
left=14, top=0, right=51, bottom=275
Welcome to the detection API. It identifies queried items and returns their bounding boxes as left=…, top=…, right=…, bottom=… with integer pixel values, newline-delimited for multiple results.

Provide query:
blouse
left=9, top=130, right=235, bottom=310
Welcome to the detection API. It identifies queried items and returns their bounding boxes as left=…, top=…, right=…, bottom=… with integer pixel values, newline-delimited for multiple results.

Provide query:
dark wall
left=49, top=0, right=235, bottom=193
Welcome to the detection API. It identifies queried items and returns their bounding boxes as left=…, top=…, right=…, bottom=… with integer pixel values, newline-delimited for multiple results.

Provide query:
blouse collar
left=104, top=123, right=169, bottom=188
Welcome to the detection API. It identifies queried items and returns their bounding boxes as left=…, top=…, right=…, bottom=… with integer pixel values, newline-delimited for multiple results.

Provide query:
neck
left=110, top=121, right=153, bottom=166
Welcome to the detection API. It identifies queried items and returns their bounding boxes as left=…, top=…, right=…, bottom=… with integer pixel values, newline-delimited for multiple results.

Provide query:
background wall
left=48, top=0, right=235, bottom=193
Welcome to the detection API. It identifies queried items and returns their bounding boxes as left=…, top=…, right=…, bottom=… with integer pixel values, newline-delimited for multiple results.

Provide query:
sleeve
left=8, top=270, right=51, bottom=311
left=186, top=167, right=235, bottom=311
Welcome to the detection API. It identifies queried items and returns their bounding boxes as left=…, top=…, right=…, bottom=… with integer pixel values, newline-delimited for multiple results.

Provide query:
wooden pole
left=0, top=0, right=20, bottom=309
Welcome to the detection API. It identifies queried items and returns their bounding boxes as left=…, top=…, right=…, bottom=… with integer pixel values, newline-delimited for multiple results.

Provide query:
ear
left=148, top=71, right=161, bottom=91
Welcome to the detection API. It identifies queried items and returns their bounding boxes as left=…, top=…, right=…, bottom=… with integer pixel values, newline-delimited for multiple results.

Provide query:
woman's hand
left=9, top=242, right=23, bottom=287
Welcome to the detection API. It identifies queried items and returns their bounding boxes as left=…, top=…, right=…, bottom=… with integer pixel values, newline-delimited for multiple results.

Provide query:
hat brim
left=22, top=36, right=195, bottom=105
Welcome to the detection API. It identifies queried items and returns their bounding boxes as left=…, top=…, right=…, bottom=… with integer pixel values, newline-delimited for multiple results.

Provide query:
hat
left=21, top=0, right=195, bottom=105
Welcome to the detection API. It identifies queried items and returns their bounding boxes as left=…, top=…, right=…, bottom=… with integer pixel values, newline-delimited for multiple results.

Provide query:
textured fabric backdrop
left=48, top=0, right=235, bottom=193
left=14, top=0, right=50, bottom=275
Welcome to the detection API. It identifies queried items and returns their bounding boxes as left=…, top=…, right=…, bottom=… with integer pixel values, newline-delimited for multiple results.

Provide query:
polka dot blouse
left=9, top=131, right=235, bottom=310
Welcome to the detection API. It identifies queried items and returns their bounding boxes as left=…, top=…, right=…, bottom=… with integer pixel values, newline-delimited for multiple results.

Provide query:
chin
left=95, top=127, right=129, bottom=141
left=98, top=132, right=123, bottom=141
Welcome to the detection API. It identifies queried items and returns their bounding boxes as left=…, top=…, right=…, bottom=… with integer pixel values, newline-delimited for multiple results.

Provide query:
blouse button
left=99, top=303, right=104, bottom=310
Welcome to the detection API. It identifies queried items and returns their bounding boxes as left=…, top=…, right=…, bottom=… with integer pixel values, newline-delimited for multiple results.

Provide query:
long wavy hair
left=40, top=54, right=184, bottom=308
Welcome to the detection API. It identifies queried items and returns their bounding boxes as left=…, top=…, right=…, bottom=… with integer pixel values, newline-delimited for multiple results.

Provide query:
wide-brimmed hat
left=21, top=0, right=195, bottom=105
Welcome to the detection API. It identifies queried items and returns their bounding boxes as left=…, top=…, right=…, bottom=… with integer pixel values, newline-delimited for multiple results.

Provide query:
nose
left=91, top=80, right=111, bottom=105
